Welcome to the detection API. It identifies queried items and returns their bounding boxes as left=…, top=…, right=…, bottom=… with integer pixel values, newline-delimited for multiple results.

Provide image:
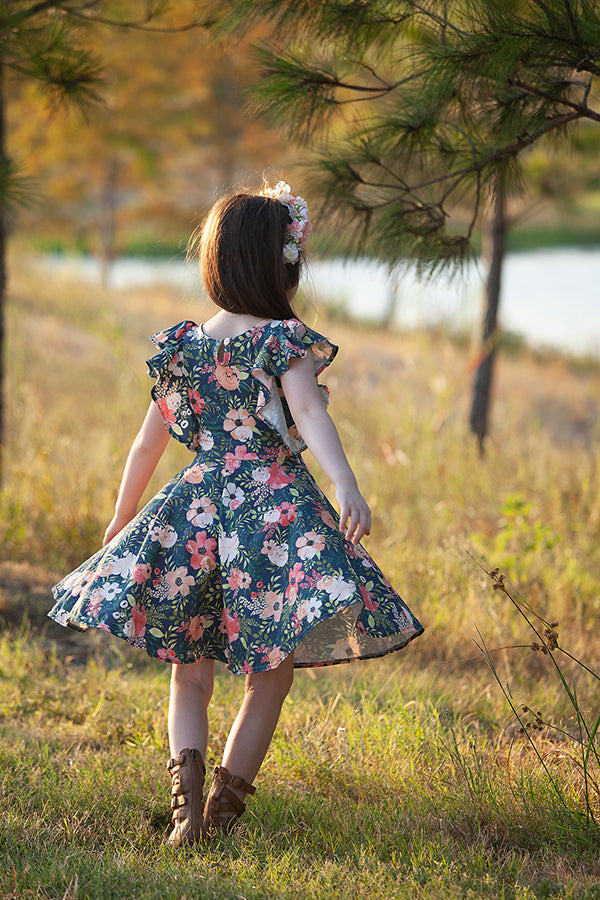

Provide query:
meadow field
left=2, top=248, right=600, bottom=899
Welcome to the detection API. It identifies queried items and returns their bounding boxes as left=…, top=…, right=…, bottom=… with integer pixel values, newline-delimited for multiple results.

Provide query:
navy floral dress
left=49, top=319, right=424, bottom=673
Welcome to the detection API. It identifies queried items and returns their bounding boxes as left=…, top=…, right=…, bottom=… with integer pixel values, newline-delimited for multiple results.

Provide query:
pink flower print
left=186, top=496, right=217, bottom=528
left=123, top=604, right=147, bottom=638
left=156, top=397, right=176, bottom=425
left=86, top=588, right=105, bottom=615
left=222, top=608, right=240, bottom=641
left=174, top=322, right=193, bottom=339
left=157, top=647, right=180, bottom=663
left=318, top=506, right=337, bottom=529
left=186, top=530, right=218, bottom=571
left=265, top=334, right=281, bottom=352
left=222, top=482, right=245, bottom=510
left=228, top=568, right=242, bottom=590
left=266, top=463, right=295, bottom=489
left=266, top=645, right=286, bottom=669
left=222, top=444, right=258, bottom=475
left=132, top=563, right=152, bottom=584
left=241, top=660, right=253, bottom=674
left=296, top=599, right=308, bottom=621
left=187, top=614, right=208, bottom=641
left=215, top=364, right=241, bottom=390
left=182, top=463, right=210, bottom=484
left=188, top=388, right=205, bottom=415
left=360, top=583, right=379, bottom=612
left=261, top=590, right=284, bottom=623
left=223, top=408, right=255, bottom=442
left=165, top=566, right=195, bottom=598
left=97, top=560, right=115, bottom=577
left=150, top=523, right=178, bottom=548
left=285, top=562, right=305, bottom=603
left=278, top=502, right=297, bottom=526
left=239, top=571, right=251, bottom=589
left=261, top=539, right=289, bottom=567
left=296, top=531, right=325, bottom=560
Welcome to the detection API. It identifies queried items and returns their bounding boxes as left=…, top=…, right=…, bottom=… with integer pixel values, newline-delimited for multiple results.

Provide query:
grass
left=2, top=247, right=600, bottom=898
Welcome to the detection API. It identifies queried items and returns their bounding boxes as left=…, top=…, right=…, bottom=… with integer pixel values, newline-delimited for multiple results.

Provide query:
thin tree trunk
left=469, top=175, right=507, bottom=456
left=0, top=62, right=6, bottom=481
left=100, top=155, right=118, bottom=288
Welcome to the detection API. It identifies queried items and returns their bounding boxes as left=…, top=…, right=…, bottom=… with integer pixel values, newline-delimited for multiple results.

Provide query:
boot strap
left=214, top=765, right=256, bottom=796
left=168, top=749, right=205, bottom=774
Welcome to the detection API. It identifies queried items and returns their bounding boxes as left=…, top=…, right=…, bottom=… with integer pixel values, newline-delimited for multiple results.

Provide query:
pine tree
left=210, top=0, right=600, bottom=450
left=0, top=0, right=208, bottom=474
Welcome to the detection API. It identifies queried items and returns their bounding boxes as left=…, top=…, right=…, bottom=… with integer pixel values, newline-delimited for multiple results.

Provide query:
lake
left=40, top=247, right=600, bottom=357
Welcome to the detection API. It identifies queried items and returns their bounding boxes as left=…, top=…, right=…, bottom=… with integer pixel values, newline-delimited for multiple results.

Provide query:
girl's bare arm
left=103, top=401, right=170, bottom=545
left=280, top=353, right=371, bottom=544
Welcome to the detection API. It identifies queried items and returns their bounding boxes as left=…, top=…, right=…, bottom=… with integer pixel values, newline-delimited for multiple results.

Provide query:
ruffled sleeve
left=252, top=318, right=338, bottom=454
left=146, top=320, right=202, bottom=451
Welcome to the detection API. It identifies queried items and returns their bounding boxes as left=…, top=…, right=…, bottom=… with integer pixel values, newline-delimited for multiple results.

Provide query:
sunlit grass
left=2, top=248, right=600, bottom=897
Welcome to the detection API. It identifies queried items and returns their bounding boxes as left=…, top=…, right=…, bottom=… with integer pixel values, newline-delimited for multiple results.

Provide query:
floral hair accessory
left=260, top=181, right=311, bottom=264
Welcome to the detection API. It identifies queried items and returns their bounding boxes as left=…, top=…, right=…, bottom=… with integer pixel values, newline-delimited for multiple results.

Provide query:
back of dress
left=49, top=318, right=423, bottom=674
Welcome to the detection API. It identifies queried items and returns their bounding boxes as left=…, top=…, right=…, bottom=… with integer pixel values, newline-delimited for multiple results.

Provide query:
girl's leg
left=168, top=658, right=214, bottom=758
left=221, top=652, right=294, bottom=793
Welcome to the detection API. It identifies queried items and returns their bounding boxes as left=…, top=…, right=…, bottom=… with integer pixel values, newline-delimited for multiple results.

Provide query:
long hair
left=189, top=192, right=303, bottom=319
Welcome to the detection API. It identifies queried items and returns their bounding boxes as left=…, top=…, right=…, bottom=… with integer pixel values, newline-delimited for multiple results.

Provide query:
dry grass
left=2, top=248, right=600, bottom=898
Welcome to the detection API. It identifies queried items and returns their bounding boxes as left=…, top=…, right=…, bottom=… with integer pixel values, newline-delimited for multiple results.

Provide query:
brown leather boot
left=167, top=748, right=205, bottom=847
left=202, top=765, right=256, bottom=836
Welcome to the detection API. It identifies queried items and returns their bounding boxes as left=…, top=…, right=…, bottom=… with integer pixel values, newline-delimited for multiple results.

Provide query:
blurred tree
left=0, top=1, right=216, bottom=468
left=209, top=0, right=600, bottom=451
left=0, top=0, right=105, bottom=471
left=8, top=17, right=292, bottom=273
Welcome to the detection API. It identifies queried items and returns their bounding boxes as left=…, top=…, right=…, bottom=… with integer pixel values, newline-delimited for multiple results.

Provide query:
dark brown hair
left=189, top=192, right=303, bottom=319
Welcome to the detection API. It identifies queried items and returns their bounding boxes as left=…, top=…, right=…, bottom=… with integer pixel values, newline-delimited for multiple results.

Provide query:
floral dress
left=49, top=319, right=424, bottom=673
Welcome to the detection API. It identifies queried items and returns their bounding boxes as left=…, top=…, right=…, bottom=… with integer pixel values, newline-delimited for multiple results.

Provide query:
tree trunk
left=99, top=155, right=118, bottom=288
left=0, top=62, right=7, bottom=481
left=469, top=175, right=507, bottom=456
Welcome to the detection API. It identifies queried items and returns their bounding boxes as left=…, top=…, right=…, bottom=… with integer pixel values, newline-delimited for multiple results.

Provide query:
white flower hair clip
left=260, top=180, right=312, bottom=264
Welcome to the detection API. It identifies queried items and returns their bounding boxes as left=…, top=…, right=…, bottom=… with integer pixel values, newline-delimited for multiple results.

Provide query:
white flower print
left=198, top=429, right=214, bottom=450
left=186, top=497, right=216, bottom=528
left=263, top=507, right=280, bottom=523
left=252, top=466, right=270, bottom=484
left=110, top=551, right=138, bottom=577
left=305, top=596, right=322, bottom=623
left=169, top=351, right=187, bottom=377
left=219, top=531, right=240, bottom=564
left=261, top=539, right=289, bottom=567
left=317, top=574, right=356, bottom=602
left=295, top=531, right=325, bottom=560
left=150, top=523, right=178, bottom=548
left=222, top=482, right=245, bottom=510
left=165, top=391, right=182, bottom=412
left=99, top=582, right=121, bottom=602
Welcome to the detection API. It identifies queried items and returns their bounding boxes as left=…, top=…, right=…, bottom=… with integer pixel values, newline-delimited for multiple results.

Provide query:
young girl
left=49, top=181, right=424, bottom=845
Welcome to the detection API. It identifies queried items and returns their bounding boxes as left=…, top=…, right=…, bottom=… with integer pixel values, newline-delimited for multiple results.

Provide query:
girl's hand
left=103, top=513, right=133, bottom=546
left=336, top=479, right=371, bottom=545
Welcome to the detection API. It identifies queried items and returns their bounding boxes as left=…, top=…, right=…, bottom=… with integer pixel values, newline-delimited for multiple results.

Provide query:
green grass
left=2, top=248, right=600, bottom=898
left=3, top=630, right=600, bottom=900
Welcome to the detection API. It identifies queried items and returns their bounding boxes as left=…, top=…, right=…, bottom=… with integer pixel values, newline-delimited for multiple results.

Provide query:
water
left=40, top=247, right=600, bottom=357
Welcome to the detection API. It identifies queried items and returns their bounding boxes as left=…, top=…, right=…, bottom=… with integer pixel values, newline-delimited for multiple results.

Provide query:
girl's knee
left=246, top=654, right=294, bottom=702
left=171, top=658, right=214, bottom=698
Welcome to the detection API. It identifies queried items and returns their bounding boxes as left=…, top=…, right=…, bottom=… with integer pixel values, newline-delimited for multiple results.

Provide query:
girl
left=49, top=181, right=424, bottom=845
